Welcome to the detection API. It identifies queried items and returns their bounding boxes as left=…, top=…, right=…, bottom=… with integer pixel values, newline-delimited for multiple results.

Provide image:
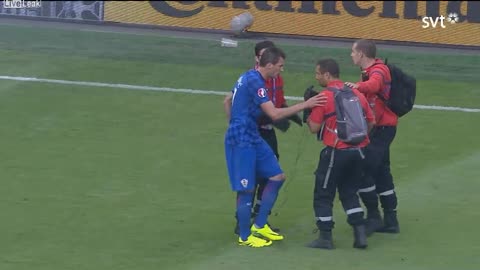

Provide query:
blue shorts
left=225, top=139, right=283, bottom=192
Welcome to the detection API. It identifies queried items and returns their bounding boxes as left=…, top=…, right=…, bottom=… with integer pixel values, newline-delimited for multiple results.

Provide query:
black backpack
left=322, top=86, right=369, bottom=146
left=370, top=59, right=417, bottom=117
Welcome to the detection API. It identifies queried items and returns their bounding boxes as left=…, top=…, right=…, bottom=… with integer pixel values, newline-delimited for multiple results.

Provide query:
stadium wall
left=1, top=1, right=479, bottom=48
left=0, top=1, right=104, bottom=21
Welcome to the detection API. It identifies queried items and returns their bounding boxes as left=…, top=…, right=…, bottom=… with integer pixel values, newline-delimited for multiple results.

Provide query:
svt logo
left=422, top=13, right=460, bottom=28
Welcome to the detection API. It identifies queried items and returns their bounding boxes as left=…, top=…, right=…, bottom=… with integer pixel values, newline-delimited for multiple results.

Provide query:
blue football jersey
left=225, top=69, right=270, bottom=146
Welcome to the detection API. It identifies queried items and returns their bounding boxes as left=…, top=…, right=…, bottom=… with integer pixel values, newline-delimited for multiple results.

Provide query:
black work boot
left=377, top=210, right=400, bottom=233
left=365, top=209, right=384, bottom=236
left=307, top=230, right=335, bottom=250
left=353, top=225, right=368, bottom=249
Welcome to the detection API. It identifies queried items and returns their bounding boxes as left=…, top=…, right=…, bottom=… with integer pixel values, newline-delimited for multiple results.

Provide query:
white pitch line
left=0, top=75, right=479, bottom=113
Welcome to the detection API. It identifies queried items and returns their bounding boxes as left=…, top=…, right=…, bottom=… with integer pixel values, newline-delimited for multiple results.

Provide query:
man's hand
left=302, top=85, right=327, bottom=122
left=273, top=118, right=290, bottom=132
left=344, top=82, right=359, bottom=89
left=288, top=114, right=303, bottom=126
left=304, top=92, right=327, bottom=109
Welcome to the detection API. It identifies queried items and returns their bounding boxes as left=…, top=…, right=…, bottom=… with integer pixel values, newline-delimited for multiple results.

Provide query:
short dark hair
left=354, top=39, right=377, bottom=58
left=259, top=47, right=286, bottom=67
left=255, top=40, right=275, bottom=56
left=316, top=58, right=340, bottom=78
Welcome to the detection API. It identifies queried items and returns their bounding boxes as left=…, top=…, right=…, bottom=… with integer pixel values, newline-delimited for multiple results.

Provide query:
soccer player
left=226, top=40, right=302, bottom=235
left=224, top=47, right=326, bottom=247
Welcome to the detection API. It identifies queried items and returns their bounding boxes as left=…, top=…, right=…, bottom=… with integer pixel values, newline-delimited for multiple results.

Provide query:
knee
left=269, top=173, right=286, bottom=181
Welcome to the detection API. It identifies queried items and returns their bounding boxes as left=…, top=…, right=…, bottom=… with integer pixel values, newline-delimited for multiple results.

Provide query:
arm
left=345, top=68, right=386, bottom=95
left=262, top=96, right=296, bottom=132
left=359, top=91, right=376, bottom=132
left=260, top=93, right=327, bottom=122
left=306, top=106, right=325, bottom=134
left=278, top=90, right=302, bottom=126
left=223, top=92, right=233, bottom=121
left=356, top=73, right=383, bottom=95
left=283, top=104, right=303, bottom=127
left=260, top=101, right=307, bottom=122
left=307, top=118, right=322, bottom=134
left=356, top=69, right=386, bottom=95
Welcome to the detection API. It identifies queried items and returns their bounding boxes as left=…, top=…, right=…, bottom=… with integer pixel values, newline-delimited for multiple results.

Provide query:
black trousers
left=358, top=126, right=398, bottom=213
left=313, top=146, right=366, bottom=231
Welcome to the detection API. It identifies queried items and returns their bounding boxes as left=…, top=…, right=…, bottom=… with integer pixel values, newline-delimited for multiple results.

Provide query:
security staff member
left=306, top=59, right=375, bottom=249
left=345, top=39, right=400, bottom=235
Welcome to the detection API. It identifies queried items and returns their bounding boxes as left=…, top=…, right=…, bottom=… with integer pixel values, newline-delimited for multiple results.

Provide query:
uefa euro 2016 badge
left=257, top=88, right=266, bottom=98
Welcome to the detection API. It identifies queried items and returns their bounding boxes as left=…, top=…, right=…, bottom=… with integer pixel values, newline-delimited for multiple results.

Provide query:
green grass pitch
left=0, top=23, right=479, bottom=270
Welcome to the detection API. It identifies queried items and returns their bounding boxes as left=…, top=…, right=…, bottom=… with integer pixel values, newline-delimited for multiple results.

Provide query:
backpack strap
left=324, top=87, right=340, bottom=119
left=326, top=87, right=340, bottom=92
left=324, top=112, right=336, bottom=119
left=324, top=87, right=342, bottom=121
left=316, top=87, right=340, bottom=141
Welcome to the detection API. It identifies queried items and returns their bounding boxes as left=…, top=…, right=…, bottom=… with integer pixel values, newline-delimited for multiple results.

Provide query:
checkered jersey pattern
left=225, top=69, right=270, bottom=146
